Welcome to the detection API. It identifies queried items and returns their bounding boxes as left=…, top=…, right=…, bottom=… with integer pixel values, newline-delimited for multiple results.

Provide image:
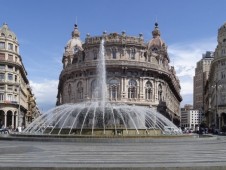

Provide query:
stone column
left=116, top=86, right=118, bottom=101
left=4, top=113, right=7, bottom=127
left=139, top=78, right=142, bottom=100
left=15, top=114, right=18, bottom=128
left=219, top=116, right=221, bottom=131
left=138, top=79, right=140, bottom=99
left=123, top=77, right=125, bottom=91
left=120, top=77, right=123, bottom=98
left=155, top=80, right=158, bottom=102
left=12, top=112, right=14, bottom=129
left=86, top=78, right=89, bottom=99
left=141, top=78, right=144, bottom=99
left=109, top=87, right=112, bottom=100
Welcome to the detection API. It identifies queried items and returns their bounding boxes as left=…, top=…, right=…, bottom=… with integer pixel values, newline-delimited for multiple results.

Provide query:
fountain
left=23, top=39, right=182, bottom=137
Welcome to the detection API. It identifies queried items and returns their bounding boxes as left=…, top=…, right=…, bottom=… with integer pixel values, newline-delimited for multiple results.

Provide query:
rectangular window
left=8, top=43, right=13, bottom=50
left=112, top=50, right=117, bottom=59
left=8, top=65, right=13, bottom=71
left=0, top=93, right=4, bottom=101
left=0, top=73, right=5, bottom=80
left=0, top=42, right=5, bottom=49
left=0, top=85, right=4, bottom=91
left=94, top=53, right=97, bottom=60
left=0, top=53, right=5, bottom=60
left=8, top=73, right=13, bottom=81
left=15, top=46, right=18, bottom=52
left=14, top=95, right=17, bottom=102
left=7, top=85, right=13, bottom=91
left=7, top=94, right=13, bottom=101
left=131, top=49, right=136, bottom=60
left=8, top=54, right=13, bottom=61
left=0, top=64, right=5, bottom=70
left=15, top=75, right=17, bottom=82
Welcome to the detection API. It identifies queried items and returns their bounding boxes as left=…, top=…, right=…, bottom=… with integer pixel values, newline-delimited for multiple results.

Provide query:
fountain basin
left=23, top=102, right=182, bottom=136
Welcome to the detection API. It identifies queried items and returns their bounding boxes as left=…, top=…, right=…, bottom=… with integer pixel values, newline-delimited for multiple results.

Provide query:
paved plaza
left=0, top=135, right=226, bottom=170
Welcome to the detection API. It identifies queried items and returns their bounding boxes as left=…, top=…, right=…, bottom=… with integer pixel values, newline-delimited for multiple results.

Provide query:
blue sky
left=1, top=0, right=225, bottom=111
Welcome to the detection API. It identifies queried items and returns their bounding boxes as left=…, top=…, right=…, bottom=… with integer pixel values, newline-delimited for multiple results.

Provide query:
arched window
left=91, top=80, right=98, bottom=98
left=131, top=48, right=136, bottom=60
left=108, top=79, right=120, bottom=100
left=0, top=110, right=5, bottom=127
left=152, top=47, right=158, bottom=52
left=68, top=83, right=72, bottom=101
left=72, top=57, right=78, bottom=64
left=112, top=48, right=117, bottom=59
left=128, top=79, right=137, bottom=99
left=6, top=110, right=13, bottom=127
left=158, top=84, right=163, bottom=101
left=77, top=81, right=83, bottom=99
left=93, top=51, right=97, bottom=60
left=145, top=81, right=152, bottom=100
left=68, top=84, right=71, bottom=95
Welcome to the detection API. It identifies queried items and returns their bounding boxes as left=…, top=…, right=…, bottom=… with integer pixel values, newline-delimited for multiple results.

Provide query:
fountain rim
left=2, top=133, right=215, bottom=143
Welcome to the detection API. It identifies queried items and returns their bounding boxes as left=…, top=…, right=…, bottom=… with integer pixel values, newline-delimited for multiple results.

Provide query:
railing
left=85, top=35, right=144, bottom=45
left=63, top=60, right=169, bottom=74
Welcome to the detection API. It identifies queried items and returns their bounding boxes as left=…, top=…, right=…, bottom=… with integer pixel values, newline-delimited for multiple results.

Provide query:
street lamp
left=211, top=80, right=222, bottom=132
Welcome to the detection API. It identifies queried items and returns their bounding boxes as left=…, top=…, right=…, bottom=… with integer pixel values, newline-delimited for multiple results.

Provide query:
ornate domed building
left=0, top=23, right=40, bottom=129
left=56, top=23, right=182, bottom=125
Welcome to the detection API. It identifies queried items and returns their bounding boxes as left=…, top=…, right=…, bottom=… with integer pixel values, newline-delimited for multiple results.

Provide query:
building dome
left=0, top=23, right=17, bottom=41
left=147, top=23, right=165, bottom=50
left=65, top=24, right=83, bottom=54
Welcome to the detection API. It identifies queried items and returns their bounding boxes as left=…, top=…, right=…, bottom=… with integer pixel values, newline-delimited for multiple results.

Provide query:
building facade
left=56, top=23, right=182, bottom=125
left=207, top=22, right=226, bottom=131
left=193, top=51, right=214, bottom=111
left=181, top=105, right=202, bottom=131
left=0, top=23, right=40, bottom=130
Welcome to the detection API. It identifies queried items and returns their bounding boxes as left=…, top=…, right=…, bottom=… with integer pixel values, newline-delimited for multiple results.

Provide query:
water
left=23, top=38, right=182, bottom=136
left=97, top=39, right=107, bottom=105
left=23, top=102, right=181, bottom=135
left=96, top=39, right=107, bottom=134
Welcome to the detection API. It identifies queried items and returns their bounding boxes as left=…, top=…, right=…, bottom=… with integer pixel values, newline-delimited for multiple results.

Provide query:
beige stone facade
left=57, top=23, right=182, bottom=125
left=0, top=23, right=40, bottom=130
left=205, top=22, right=226, bottom=131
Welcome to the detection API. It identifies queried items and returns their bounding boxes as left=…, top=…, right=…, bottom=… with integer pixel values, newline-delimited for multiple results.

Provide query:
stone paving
left=0, top=135, right=226, bottom=170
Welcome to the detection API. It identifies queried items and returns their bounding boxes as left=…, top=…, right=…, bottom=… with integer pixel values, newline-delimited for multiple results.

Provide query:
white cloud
left=168, top=37, right=217, bottom=105
left=30, top=80, right=59, bottom=111
left=180, top=80, right=193, bottom=95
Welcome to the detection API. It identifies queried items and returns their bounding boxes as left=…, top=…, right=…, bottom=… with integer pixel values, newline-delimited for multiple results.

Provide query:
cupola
left=0, top=23, right=17, bottom=41
left=65, top=24, right=83, bottom=54
left=147, top=22, right=166, bottom=51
